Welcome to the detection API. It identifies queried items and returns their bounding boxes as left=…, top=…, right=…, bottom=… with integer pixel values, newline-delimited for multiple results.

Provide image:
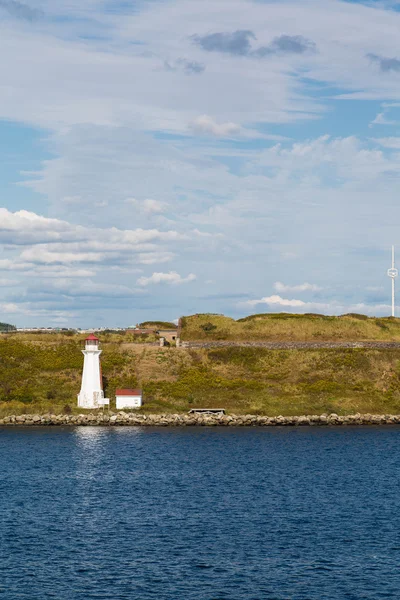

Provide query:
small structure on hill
left=116, top=388, right=143, bottom=410
left=126, top=327, right=156, bottom=336
left=158, top=328, right=179, bottom=347
left=77, top=334, right=109, bottom=409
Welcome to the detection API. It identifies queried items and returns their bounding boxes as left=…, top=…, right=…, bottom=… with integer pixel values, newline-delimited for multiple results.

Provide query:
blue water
left=1, top=427, right=400, bottom=599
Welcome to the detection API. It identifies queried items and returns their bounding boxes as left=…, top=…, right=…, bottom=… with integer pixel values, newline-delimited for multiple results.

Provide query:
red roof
left=85, top=333, right=99, bottom=341
left=116, top=388, right=142, bottom=396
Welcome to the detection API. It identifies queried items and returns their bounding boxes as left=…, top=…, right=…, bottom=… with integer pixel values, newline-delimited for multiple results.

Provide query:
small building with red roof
left=116, top=388, right=143, bottom=410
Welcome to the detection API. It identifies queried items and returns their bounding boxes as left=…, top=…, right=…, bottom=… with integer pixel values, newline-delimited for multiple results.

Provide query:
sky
left=2, top=0, right=400, bottom=326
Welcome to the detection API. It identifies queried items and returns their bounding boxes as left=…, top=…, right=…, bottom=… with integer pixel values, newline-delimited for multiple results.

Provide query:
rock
left=1, top=411, right=400, bottom=427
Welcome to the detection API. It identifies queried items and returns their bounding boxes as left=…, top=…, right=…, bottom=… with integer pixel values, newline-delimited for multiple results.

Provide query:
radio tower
left=387, top=245, right=398, bottom=317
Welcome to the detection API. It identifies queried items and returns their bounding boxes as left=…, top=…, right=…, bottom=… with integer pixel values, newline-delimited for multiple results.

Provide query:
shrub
left=340, top=313, right=369, bottom=320
left=200, top=322, right=217, bottom=333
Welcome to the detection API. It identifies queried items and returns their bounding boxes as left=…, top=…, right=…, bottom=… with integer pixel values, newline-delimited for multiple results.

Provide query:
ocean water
left=1, top=426, right=400, bottom=600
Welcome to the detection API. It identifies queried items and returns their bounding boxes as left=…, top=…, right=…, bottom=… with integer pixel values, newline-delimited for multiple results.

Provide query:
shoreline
left=2, top=412, right=400, bottom=426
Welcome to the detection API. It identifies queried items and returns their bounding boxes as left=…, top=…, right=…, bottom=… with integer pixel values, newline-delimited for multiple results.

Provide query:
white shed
left=115, top=388, right=143, bottom=410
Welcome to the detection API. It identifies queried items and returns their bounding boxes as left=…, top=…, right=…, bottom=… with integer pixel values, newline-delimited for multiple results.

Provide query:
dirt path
left=182, top=341, right=400, bottom=349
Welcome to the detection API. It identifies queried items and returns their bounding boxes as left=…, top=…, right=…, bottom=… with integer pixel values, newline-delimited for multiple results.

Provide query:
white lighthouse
left=77, top=334, right=109, bottom=409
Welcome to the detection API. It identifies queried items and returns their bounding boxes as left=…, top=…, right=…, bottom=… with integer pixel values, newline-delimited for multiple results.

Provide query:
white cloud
left=3, top=0, right=400, bottom=326
left=137, top=271, right=196, bottom=286
left=190, top=115, right=242, bottom=138
left=369, top=112, right=398, bottom=127
left=0, top=208, right=189, bottom=270
left=137, top=252, right=175, bottom=265
left=0, top=302, right=75, bottom=320
left=242, top=295, right=394, bottom=317
left=246, top=295, right=307, bottom=308
left=0, top=278, right=20, bottom=286
left=256, top=135, right=391, bottom=181
left=189, top=114, right=271, bottom=139
left=29, top=279, right=142, bottom=299
left=373, top=137, right=400, bottom=149
left=274, top=281, right=322, bottom=293
left=125, top=198, right=169, bottom=214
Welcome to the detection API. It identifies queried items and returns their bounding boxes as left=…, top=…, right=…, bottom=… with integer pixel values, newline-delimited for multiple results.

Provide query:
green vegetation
left=2, top=328, right=400, bottom=417
left=143, top=346, right=400, bottom=415
left=139, top=321, right=176, bottom=329
left=181, top=313, right=400, bottom=341
left=0, top=333, right=137, bottom=416
left=0, top=322, right=16, bottom=332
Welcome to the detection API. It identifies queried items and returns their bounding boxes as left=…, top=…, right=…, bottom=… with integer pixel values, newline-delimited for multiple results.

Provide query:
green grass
left=1, top=329, right=400, bottom=416
left=180, top=313, right=400, bottom=341
left=139, top=321, right=176, bottom=329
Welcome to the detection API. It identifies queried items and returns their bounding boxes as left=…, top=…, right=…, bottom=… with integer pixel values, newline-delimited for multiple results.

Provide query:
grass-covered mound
left=1, top=333, right=400, bottom=417
left=144, top=346, right=400, bottom=416
left=0, top=333, right=137, bottom=416
left=180, top=313, right=400, bottom=341
left=139, top=321, right=176, bottom=329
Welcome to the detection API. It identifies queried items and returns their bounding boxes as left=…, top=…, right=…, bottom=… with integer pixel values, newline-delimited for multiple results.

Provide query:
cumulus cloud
left=3, top=0, right=400, bottom=326
left=243, top=296, right=394, bottom=317
left=137, top=252, right=175, bottom=265
left=0, top=302, right=75, bottom=320
left=192, top=30, right=315, bottom=58
left=0, top=278, right=20, bottom=286
left=0, top=208, right=185, bottom=253
left=137, top=271, right=196, bottom=286
left=29, top=279, right=142, bottom=299
left=125, top=198, right=169, bottom=214
left=189, top=115, right=269, bottom=139
left=246, top=295, right=307, bottom=308
left=164, top=58, right=205, bottom=75
left=274, top=282, right=322, bottom=293
left=192, top=30, right=255, bottom=56
left=369, top=112, right=398, bottom=127
left=0, top=0, right=42, bottom=20
left=373, top=137, right=400, bottom=148
left=0, top=209, right=210, bottom=322
left=256, top=135, right=392, bottom=181
left=368, top=53, right=400, bottom=73
left=190, top=115, right=241, bottom=137
left=254, top=35, right=316, bottom=57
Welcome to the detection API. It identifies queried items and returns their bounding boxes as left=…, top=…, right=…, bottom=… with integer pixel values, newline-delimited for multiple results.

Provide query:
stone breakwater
left=2, top=413, right=400, bottom=426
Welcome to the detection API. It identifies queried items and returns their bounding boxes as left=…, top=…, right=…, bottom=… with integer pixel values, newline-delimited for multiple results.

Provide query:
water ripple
left=1, top=426, right=400, bottom=599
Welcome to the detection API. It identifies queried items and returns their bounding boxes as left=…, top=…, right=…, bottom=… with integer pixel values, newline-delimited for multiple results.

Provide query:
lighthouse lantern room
left=77, top=334, right=109, bottom=409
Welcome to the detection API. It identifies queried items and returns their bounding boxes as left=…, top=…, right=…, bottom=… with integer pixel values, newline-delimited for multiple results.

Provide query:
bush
left=200, top=322, right=217, bottom=333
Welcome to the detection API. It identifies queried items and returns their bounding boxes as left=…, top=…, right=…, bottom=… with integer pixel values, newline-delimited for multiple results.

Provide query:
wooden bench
left=188, top=409, right=226, bottom=415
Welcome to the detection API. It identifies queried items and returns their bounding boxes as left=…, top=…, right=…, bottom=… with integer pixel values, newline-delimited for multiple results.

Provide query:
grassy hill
left=2, top=325, right=400, bottom=417
left=139, top=321, right=176, bottom=329
left=180, top=313, right=400, bottom=341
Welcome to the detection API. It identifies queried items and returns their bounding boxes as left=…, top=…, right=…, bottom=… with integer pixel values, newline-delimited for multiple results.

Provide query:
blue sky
left=2, top=0, right=400, bottom=326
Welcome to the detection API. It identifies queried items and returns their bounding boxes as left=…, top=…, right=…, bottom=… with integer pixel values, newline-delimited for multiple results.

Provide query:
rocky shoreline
left=2, top=412, right=400, bottom=426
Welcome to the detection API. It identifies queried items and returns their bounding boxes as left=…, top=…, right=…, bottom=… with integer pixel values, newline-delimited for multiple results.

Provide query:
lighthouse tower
left=77, top=334, right=108, bottom=409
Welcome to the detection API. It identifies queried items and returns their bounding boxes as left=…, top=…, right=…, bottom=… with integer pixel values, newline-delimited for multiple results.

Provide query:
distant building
left=156, top=329, right=178, bottom=343
left=116, top=388, right=143, bottom=410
